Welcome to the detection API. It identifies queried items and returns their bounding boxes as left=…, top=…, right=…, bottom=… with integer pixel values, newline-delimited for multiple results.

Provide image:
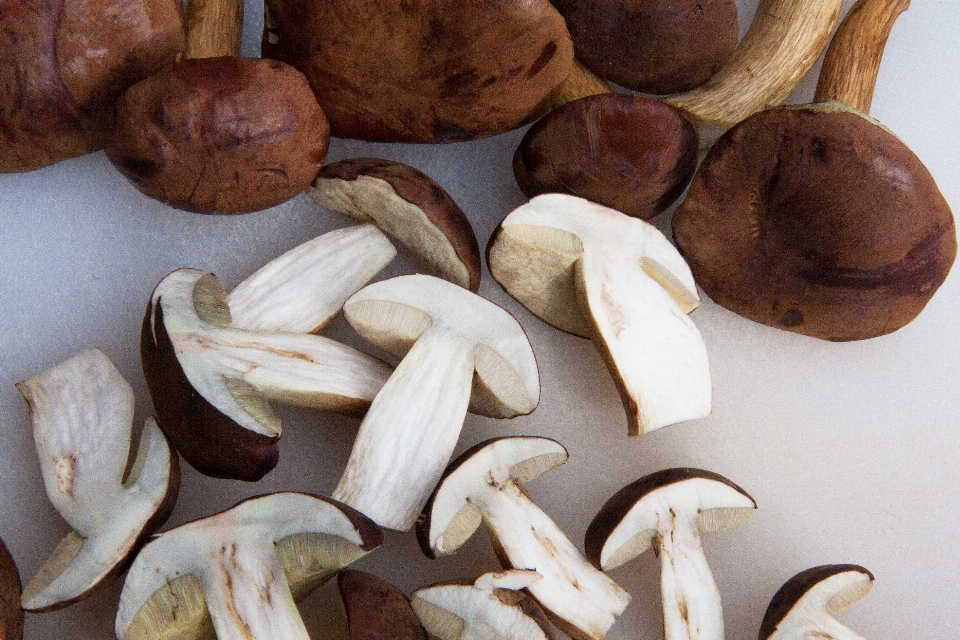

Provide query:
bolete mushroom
left=261, top=0, right=573, bottom=142
left=338, top=570, right=427, bottom=640
left=759, top=565, right=875, bottom=640
left=487, top=194, right=711, bottom=436
left=0, top=537, right=23, bottom=640
left=672, top=0, right=957, bottom=341
left=115, top=492, right=383, bottom=640
left=332, top=274, right=540, bottom=531
left=417, top=436, right=631, bottom=640
left=141, top=268, right=393, bottom=481
left=585, top=468, right=757, bottom=640
left=14, top=348, right=179, bottom=612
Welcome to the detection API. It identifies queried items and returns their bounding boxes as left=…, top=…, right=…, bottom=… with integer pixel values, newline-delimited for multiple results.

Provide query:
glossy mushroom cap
left=338, top=571, right=427, bottom=640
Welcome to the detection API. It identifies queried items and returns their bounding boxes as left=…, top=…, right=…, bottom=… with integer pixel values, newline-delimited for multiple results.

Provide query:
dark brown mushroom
left=0, top=537, right=22, bottom=640
left=339, top=571, right=427, bottom=640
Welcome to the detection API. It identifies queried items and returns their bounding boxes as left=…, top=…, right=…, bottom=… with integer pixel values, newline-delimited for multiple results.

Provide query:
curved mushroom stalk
left=488, top=194, right=710, bottom=435
left=333, top=275, right=540, bottom=531
left=15, top=349, right=178, bottom=612
left=116, top=493, right=383, bottom=640
left=418, top=437, right=630, bottom=640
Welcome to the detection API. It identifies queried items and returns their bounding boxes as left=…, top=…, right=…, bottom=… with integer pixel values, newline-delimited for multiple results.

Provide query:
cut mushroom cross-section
left=332, top=275, right=540, bottom=532
left=116, top=492, right=383, bottom=640
left=488, top=193, right=711, bottom=436
left=14, top=348, right=179, bottom=612
left=585, top=468, right=757, bottom=640
left=418, top=437, right=630, bottom=640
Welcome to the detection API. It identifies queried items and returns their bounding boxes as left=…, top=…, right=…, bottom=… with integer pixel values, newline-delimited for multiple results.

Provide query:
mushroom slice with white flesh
left=332, top=274, right=540, bottom=532
left=411, top=570, right=555, bottom=640
left=116, top=492, right=383, bottom=640
left=142, top=268, right=393, bottom=481
left=1, top=537, right=24, bottom=639
left=338, top=570, right=427, bottom=640
left=14, top=348, right=179, bottom=612
left=585, top=468, right=757, bottom=640
left=759, top=565, right=875, bottom=640
left=417, top=437, right=630, bottom=640
left=487, top=193, right=710, bottom=436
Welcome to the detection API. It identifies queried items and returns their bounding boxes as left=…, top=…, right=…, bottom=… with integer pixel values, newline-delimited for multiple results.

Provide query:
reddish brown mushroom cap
left=339, top=571, right=427, bottom=640
left=0, top=538, right=23, bottom=640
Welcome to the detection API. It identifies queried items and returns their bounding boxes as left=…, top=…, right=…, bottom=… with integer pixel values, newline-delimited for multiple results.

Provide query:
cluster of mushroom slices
left=0, top=537, right=23, bottom=640
left=14, top=348, right=179, bottom=613
left=585, top=468, right=757, bottom=640
left=339, top=570, right=428, bottom=640
left=332, top=275, right=540, bottom=532
left=115, top=492, right=383, bottom=640
left=418, top=437, right=630, bottom=640
left=488, top=193, right=711, bottom=436
left=760, top=565, right=875, bottom=640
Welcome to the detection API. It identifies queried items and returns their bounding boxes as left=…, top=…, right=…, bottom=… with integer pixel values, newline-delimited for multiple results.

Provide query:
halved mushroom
left=487, top=194, right=711, bottom=436
left=332, top=275, right=540, bottom=531
left=14, top=348, right=179, bottom=612
left=759, top=565, right=875, bottom=640
left=585, top=468, right=757, bottom=640
left=339, top=570, right=427, bottom=640
left=418, top=437, right=630, bottom=640
left=116, top=492, right=383, bottom=640
left=411, top=570, right=554, bottom=640
left=0, top=537, right=23, bottom=640
left=142, top=268, right=393, bottom=481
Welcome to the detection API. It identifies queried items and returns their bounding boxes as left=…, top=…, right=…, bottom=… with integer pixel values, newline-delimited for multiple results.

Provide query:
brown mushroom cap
left=551, top=0, right=738, bottom=94
left=261, top=0, right=573, bottom=142
left=513, top=94, right=699, bottom=220
left=106, top=56, right=330, bottom=214
left=0, top=538, right=23, bottom=640
left=673, top=102, right=957, bottom=341
left=338, top=571, right=427, bottom=640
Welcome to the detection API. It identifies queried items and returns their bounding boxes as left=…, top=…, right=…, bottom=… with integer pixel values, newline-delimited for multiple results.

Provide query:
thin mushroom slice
left=338, top=570, right=427, bottom=640
left=14, top=348, right=179, bottom=612
left=759, top=565, right=875, bottom=640
left=488, top=194, right=710, bottom=435
left=116, top=493, right=383, bottom=640
left=0, top=537, right=23, bottom=639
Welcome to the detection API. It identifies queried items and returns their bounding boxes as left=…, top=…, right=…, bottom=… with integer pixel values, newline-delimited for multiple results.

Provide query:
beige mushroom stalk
left=488, top=194, right=710, bottom=436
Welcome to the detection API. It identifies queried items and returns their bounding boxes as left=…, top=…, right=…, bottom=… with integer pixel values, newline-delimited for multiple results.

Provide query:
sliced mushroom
left=141, top=268, right=393, bottom=481
left=487, top=194, right=710, bottom=435
left=116, top=492, right=383, bottom=640
left=339, top=570, right=427, bottom=640
left=585, top=468, right=757, bottom=640
left=418, top=437, right=630, bottom=640
left=759, top=565, right=874, bottom=640
left=0, top=537, right=23, bottom=640
left=14, top=348, right=179, bottom=612
left=332, top=275, right=540, bottom=531
left=411, top=570, right=554, bottom=640
left=308, top=158, right=482, bottom=292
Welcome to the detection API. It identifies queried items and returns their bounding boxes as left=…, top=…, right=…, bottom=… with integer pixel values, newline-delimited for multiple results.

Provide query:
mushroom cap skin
left=0, top=538, right=23, bottom=640
left=550, top=0, right=738, bottom=94
left=308, top=158, right=482, bottom=291
left=759, top=565, right=875, bottom=640
left=261, top=0, right=573, bottom=143
left=106, top=56, right=330, bottom=214
left=673, top=102, right=957, bottom=341
left=338, top=570, right=427, bottom=640
left=513, top=94, right=699, bottom=220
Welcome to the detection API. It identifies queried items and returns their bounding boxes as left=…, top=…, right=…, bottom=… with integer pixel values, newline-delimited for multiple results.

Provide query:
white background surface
left=2, top=1, right=959, bottom=638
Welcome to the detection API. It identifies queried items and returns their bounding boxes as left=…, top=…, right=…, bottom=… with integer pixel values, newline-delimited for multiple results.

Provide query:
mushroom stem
left=814, top=0, right=912, bottom=112
left=549, top=59, right=613, bottom=109
left=184, top=0, right=242, bottom=59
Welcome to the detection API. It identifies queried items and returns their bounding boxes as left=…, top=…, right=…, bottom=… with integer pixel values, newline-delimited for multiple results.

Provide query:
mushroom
left=547, top=59, right=613, bottom=109
left=0, top=537, right=23, bottom=640
left=487, top=194, right=711, bottom=436
left=513, top=95, right=699, bottom=220
left=105, top=0, right=329, bottom=213
left=332, top=274, right=540, bottom=531
left=0, top=0, right=185, bottom=172
left=115, top=492, right=383, bottom=640
left=338, top=570, right=427, bottom=640
left=14, top=348, right=179, bottom=612
left=417, top=436, right=631, bottom=640
left=759, top=565, right=875, bottom=640
left=141, top=268, right=393, bottom=481
left=261, top=0, right=573, bottom=142
left=411, top=570, right=555, bottom=640
left=551, top=0, right=739, bottom=94
left=584, top=468, right=757, bottom=640
left=672, top=0, right=957, bottom=341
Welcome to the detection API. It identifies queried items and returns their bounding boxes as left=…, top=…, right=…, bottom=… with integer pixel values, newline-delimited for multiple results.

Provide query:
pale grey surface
left=1, top=1, right=958, bottom=638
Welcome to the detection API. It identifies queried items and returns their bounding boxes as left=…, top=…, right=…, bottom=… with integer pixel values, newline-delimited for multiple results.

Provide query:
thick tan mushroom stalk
left=673, top=0, right=956, bottom=341
left=585, top=469, right=757, bottom=640
left=418, top=437, right=630, bottom=640
left=488, top=194, right=711, bottom=436
left=14, top=349, right=179, bottom=613
left=0, top=0, right=184, bottom=172
left=0, top=537, right=23, bottom=640
left=115, top=493, right=383, bottom=640
left=332, top=275, right=540, bottom=531
left=759, top=565, right=875, bottom=640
